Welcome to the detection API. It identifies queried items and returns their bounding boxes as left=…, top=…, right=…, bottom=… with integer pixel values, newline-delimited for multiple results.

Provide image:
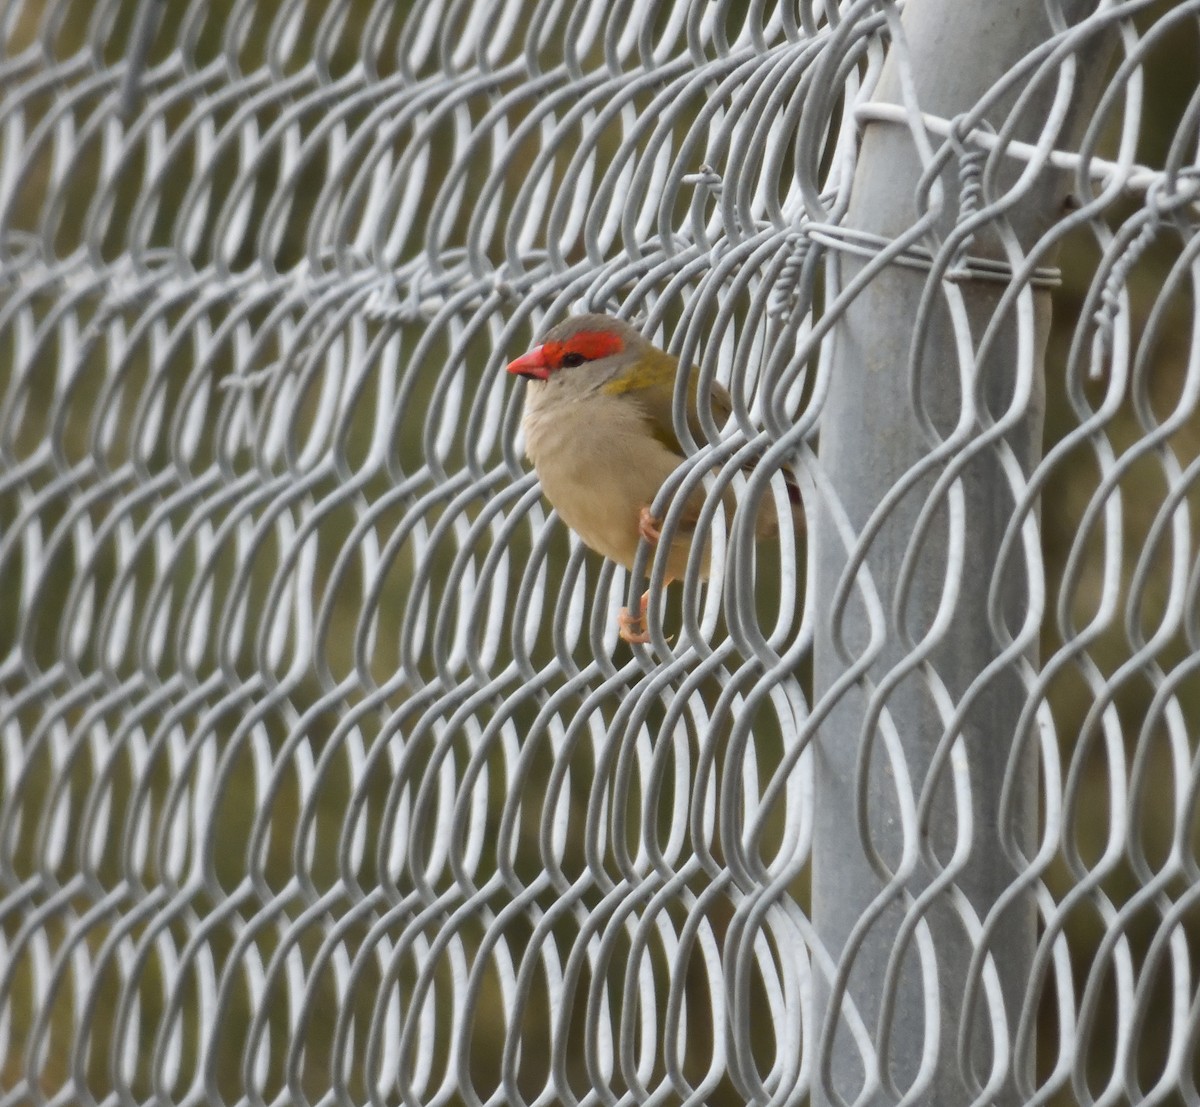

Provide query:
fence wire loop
left=1, top=2, right=1198, bottom=1106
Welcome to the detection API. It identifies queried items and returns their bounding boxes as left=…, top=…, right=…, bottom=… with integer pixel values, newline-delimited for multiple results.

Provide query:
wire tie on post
left=805, top=222, right=1061, bottom=289
left=1089, top=203, right=1161, bottom=380
left=681, top=163, right=724, bottom=192
left=946, top=114, right=988, bottom=281
left=767, top=230, right=812, bottom=320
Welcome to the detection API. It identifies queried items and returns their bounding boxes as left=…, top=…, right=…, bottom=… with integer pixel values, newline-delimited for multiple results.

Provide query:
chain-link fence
left=2, top=0, right=1199, bottom=1104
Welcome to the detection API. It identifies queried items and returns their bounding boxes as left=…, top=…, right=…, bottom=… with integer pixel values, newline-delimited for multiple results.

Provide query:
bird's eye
left=560, top=352, right=586, bottom=368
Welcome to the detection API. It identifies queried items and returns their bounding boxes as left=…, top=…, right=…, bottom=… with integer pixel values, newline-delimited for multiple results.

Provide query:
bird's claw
left=618, top=592, right=652, bottom=644
left=638, top=506, right=663, bottom=546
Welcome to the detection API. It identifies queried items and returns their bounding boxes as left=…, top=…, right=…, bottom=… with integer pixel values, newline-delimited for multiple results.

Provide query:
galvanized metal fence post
left=812, top=2, right=1114, bottom=1103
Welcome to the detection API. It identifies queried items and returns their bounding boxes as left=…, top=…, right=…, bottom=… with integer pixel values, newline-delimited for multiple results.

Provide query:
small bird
left=506, top=313, right=804, bottom=643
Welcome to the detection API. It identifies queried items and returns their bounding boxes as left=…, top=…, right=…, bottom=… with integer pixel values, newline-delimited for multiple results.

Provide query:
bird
left=505, top=312, right=804, bottom=644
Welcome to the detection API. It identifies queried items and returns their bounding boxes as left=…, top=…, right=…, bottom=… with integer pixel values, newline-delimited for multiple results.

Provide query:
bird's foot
left=618, top=592, right=652, bottom=644
left=638, top=506, right=663, bottom=546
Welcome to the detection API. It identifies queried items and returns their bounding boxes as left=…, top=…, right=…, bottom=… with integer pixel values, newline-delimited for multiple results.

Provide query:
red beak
left=506, top=345, right=551, bottom=381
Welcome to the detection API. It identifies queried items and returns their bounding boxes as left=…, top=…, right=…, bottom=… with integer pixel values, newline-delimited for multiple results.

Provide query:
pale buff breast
left=521, top=390, right=707, bottom=580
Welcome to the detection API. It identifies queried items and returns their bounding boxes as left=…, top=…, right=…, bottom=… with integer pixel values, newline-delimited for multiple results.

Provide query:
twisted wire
left=0, top=0, right=1198, bottom=1104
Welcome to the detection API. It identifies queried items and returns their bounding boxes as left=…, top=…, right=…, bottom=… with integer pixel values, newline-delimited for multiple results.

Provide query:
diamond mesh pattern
left=1, top=0, right=1199, bottom=1104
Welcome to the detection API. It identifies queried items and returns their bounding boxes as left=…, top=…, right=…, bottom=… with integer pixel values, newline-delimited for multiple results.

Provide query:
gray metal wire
left=1, top=0, right=1198, bottom=1104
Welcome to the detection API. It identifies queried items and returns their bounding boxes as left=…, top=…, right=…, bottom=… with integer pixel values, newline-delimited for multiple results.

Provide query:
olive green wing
left=626, top=360, right=804, bottom=529
left=623, top=354, right=734, bottom=456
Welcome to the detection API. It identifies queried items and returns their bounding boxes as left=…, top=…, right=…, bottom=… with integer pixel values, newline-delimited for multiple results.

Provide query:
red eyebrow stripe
left=544, top=331, right=624, bottom=364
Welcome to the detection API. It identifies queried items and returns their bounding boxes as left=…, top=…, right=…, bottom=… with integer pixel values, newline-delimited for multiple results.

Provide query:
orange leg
left=622, top=508, right=676, bottom=643
left=618, top=592, right=651, bottom=644
left=638, top=506, right=662, bottom=546
left=617, top=578, right=674, bottom=644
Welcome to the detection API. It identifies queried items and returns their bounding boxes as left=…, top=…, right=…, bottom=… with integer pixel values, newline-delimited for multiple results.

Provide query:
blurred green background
left=1, top=0, right=1199, bottom=1103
